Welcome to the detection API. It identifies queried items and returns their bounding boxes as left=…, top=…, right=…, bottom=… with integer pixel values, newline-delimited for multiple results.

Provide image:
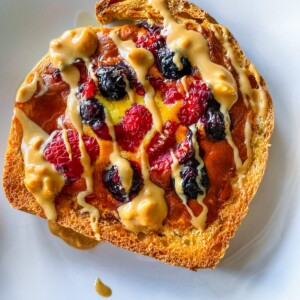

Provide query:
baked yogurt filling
left=4, top=0, right=273, bottom=269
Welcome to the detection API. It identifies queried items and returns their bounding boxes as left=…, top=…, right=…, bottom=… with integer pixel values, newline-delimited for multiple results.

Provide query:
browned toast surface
left=3, top=0, right=274, bottom=269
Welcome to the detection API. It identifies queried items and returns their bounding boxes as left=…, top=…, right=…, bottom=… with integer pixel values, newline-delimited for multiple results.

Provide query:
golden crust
left=3, top=0, right=274, bottom=269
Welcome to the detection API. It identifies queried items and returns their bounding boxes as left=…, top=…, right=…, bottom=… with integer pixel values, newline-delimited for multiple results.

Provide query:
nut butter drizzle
left=14, top=108, right=64, bottom=221
left=105, top=110, right=133, bottom=194
left=48, top=221, right=99, bottom=250
left=148, top=0, right=245, bottom=173
left=210, top=25, right=252, bottom=108
left=50, top=28, right=100, bottom=237
left=94, top=277, right=112, bottom=298
left=171, top=125, right=208, bottom=231
left=117, top=145, right=167, bottom=233
left=109, top=30, right=163, bottom=132
left=16, top=71, right=48, bottom=103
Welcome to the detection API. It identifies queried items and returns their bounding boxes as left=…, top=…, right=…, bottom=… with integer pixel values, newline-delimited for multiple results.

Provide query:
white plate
left=0, top=0, right=300, bottom=299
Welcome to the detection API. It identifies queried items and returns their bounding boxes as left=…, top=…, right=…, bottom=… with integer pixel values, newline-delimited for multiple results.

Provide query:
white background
left=0, top=0, right=299, bottom=299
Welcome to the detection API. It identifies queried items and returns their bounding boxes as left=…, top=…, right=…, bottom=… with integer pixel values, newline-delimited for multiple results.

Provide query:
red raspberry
left=178, top=80, right=212, bottom=126
left=147, top=123, right=194, bottom=171
left=73, top=60, right=88, bottom=85
left=44, top=129, right=99, bottom=182
left=115, top=104, right=153, bottom=152
left=135, top=30, right=165, bottom=54
left=164, top=85, right=183, bottom=104
left=79, top=77, right=97, bottom=99
left=147, top=121, right=178, bottom=171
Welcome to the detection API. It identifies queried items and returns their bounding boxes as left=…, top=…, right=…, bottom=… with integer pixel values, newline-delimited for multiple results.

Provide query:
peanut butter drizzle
left=110, top=30, right=163, bottom=132
left=14, top=108, right=64, bottom=221
left=248, top=63, right=268, bottom=117
left=210, top=25, right=252, bottom=108
left=181, top=76, right=189, bottom=97
left=94, top=277, right=112, bottom=298
left=171, top=125, right=208, bottom=231
left=50, top=27, right=98, bottom=70
left=148, top=0, right=244, bottom=174
left=50, top=28, right=100, bottom=238
left=117, top=145, right=167, bottom=233
left=48, top=221, right=99, bottom=250
left=105, top=110, right=133, bottom=194
left=16, top=72, right=48, bottom=103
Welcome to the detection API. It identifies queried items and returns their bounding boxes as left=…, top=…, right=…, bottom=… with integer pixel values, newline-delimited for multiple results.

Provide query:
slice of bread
left=3, top=0, right=274, bottom=269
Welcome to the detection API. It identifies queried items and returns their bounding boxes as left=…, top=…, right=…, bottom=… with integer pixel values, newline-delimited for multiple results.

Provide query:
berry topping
left=44, top=129, right=99, bottom=183
left=80, top=98, right=105, bottom=125
left=136, top=25, right=191, bottom=80
left=97, top=63, right=130, bottom=100
left=115, top=104, right=153, bottom=151
left=79, top=77, right=97, bottom=99
left=73, top=59, right=88, bottom=85
left=103, top=162, right=143, bottom=203
left=147, top=121, right=179, bottom=171
left=178, top=80, right=211, bottom=126
left=79, top=98, right=111, bottom=140
left=156, top=47, right=192, bottom=80
left=164, top=84, right=183, bottom=104
left=135, top=25, right=165, bottom=54
left=203, top=98, right=226, bottom=141
left=179, top=159, right=209, bottom=200
left=53, top=70, right=62, bottom=83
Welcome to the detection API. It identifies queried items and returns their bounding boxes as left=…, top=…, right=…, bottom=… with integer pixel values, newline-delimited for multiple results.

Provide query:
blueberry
left=97, top=63, right=130, bottom=100
left=80, top=98, right=105, bottom=126
left=180, top=164, right=202, bottom=199
left=204, top=98, right=226, bottom=141
left=103, top=162, right=143, bottom=203
left=156, top=47, right=192, bottom=80
left=175, top=158, right=210, bottom=200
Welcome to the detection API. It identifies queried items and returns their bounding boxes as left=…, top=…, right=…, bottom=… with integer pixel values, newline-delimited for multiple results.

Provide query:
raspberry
left=73, top=59, right=88, bottom=85
left=103, top=162, right=143, bottom=203
left=44, top=129, right=99, bottom=182
left=164, top=85, right=183, bottom=104
left=147, top=121, right=178, bottom=170
left=79, top=78, right=97, bottom=99
left=178, top=80, right=212, bottom=126
left=115, top=104, right=153, bottom=151
left=135, top=27, right=165, bottom=54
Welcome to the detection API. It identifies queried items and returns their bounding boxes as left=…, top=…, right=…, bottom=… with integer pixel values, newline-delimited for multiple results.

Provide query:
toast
left=3, top=0, right=274, bottom=269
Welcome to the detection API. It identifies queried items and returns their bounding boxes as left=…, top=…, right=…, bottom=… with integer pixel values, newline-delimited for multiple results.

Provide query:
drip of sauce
left=124, top=76, right=136, bottom=104
left=109, top=30, right=163, bottom=132
left=210, top=25, right=252, bottom=108
left=105, top=110, right=133, bottom=194
left=149, top=0, right=237, bottom=110
left=148, top=0, right=243, bottom=174
left=16, top=72, right=48, bottom=103
left=50, top=28, right=98, bottom=70
left=94, top=278, right=112, bottom=298
left=242, top=117, right=253, bottom=172
left=171, top=125, right=208, bottom=230
left=248, top=63, right=268, bottom=117
left=14, top=108, right=64, bottom=221
left=48, top=221, right=99, bottom=249
left=49, top=28, right=100, bottom=238
left=117, top=145, right=167, bottom=233
left=181, top=76, right=189, bottom=97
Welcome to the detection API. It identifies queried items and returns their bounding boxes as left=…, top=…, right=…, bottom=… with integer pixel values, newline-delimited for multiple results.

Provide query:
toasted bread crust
left=3, top=0, right=274, bottom=269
